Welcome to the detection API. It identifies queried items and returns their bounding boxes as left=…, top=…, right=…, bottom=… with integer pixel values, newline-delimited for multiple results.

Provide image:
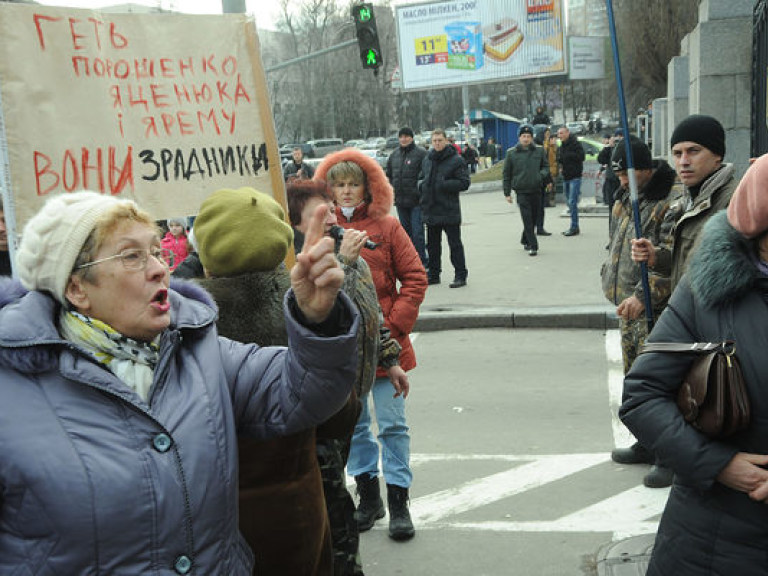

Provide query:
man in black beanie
left=623, top=114, right=737, bottom=488
left=386, top=126, right=428, bottom=266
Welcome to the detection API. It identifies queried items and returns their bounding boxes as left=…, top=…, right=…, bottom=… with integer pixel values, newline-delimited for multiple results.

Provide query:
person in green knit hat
left=194, top=186, right=359, bottom=576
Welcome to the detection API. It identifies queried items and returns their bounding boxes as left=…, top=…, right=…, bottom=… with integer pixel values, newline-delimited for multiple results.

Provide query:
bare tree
left=612, top=0, right=699, bottom=111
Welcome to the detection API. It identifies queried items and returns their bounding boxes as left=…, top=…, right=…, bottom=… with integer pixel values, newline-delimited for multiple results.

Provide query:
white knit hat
left=16, top=191, right=129, bottom=304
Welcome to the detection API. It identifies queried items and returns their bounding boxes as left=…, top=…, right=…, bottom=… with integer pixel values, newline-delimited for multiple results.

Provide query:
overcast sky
left=33, top=0, right=426, bottom=31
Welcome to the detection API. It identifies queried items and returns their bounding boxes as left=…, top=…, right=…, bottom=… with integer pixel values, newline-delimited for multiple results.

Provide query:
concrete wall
left=658, top=0, right=753, bottom=179
left=651, top=98, right=668, bottom=158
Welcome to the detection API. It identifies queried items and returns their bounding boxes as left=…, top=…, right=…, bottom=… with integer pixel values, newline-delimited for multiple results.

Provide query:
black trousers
left=427, top=224, right=467, bottom=281
left=517, top=191, right=541, bottom=251
left=536, top=185, right=547, bottom=232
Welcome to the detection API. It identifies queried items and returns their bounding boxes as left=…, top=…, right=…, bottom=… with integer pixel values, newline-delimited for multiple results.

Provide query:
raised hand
left=338, top=227, right=369, bottom=262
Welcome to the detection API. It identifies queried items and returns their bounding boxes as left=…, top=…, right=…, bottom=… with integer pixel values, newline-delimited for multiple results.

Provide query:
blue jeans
left=564, top=178, right=582, bottom=230
left=347, top=377, right=412, bottom=488
left=396, top=205, right=427, bottom=266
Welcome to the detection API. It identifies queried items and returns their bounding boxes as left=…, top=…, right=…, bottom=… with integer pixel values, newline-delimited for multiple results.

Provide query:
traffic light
left=351, top=3, right=382, bottom=70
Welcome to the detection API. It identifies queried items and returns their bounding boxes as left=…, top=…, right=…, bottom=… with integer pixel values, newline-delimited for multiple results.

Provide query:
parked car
left=344, top=139, right=365, bottom=148
left=305, top=138, right=344, bottom=158
left=566, top=121, right=586, bottom=136
left=363, top=137, right=386, bottom=150
left=357, top=147, right=388, bottom=169
left=384, top=136, right=400, bottom=151
left=578, top=137, right=605, bottom=163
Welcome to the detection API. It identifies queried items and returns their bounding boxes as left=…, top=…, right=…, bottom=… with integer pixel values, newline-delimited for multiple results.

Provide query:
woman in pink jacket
left=161, top=217, right=189, bottom=271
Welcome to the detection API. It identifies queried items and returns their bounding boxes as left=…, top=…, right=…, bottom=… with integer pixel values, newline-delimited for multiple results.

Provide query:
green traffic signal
left=357, top=7, right=371, bottom=22
left=351, top=2, right=381, bottom=71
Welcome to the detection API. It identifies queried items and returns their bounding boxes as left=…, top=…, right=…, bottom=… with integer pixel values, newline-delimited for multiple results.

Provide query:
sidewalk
left=414, top=183, right=618, bottom=332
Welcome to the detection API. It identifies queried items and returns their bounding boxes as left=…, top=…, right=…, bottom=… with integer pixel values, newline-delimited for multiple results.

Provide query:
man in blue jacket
left=557, top=125, right=586, bottom=236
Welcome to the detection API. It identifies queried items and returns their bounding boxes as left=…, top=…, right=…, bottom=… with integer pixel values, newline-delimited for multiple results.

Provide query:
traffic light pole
left=264, top=39, right=358, bottom=73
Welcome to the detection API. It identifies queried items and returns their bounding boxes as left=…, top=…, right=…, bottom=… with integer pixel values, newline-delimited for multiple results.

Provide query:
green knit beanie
left=195, top=187, right=293, bottom=277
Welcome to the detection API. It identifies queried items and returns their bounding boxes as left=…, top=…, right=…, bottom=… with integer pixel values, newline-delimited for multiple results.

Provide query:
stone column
left=688, top=0, right=753, bottom=178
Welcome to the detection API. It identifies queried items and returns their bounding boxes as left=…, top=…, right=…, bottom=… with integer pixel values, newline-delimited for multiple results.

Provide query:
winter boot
left=386, top=484, right=415, bottom=541
left=354, top=474, right=385, bottom=532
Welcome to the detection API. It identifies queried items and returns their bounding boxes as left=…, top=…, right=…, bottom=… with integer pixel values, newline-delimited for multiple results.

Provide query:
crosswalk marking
left=410, top=453, right=609, bottom=525
left=607, top=329, right=636, bottom=449
left=361, top=452, right=668, bottom=539
left=358, top=330, right=667, bottom=540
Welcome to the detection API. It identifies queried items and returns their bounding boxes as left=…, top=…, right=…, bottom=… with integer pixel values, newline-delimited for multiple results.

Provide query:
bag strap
left=639, top=341, right=735, bottom=355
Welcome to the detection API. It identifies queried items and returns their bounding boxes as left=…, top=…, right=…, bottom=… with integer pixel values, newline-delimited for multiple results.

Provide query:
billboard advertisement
left=394, top=0, right=565, bottom=91
left=568, top=36, right=606, bottom=81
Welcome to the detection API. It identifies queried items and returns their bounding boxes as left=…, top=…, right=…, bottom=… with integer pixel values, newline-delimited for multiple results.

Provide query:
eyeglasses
left=77, top=247, right=174, bottom=271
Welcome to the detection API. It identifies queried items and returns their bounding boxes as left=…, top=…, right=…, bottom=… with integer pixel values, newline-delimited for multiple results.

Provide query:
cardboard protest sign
left=0, top=3, right=284, bottom=232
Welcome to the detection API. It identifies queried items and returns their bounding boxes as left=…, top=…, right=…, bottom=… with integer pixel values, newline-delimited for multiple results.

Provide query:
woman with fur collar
left=315, top=148, right=427, bottom=542
left=620, top=154, right=768, bottom=575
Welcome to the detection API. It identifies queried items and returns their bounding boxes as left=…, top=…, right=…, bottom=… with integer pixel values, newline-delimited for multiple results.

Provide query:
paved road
left=355, top=189, right=666, bottom=575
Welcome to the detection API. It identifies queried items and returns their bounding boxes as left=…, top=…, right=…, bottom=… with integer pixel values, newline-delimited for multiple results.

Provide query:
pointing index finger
left=302, top=202, right=328, bottom=253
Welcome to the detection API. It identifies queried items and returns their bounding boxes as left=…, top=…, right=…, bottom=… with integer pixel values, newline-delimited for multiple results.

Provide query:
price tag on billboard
left=414, top=34, right=448, bottom=66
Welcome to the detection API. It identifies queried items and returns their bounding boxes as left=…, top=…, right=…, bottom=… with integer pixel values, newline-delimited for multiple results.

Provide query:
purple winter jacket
left=0, top=278, right=358, bottom=574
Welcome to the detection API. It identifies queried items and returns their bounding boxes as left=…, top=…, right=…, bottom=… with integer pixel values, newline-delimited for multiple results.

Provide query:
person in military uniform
left=602, top=137, right=682, bottom=491
left=601, top=136, right=681, bottom=373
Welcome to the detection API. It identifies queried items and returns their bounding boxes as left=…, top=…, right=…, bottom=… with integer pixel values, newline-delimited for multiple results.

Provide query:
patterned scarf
left=59, top=311, right=160, bottom=402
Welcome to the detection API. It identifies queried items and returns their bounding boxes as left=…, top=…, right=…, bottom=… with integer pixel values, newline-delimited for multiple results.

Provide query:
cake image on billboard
left=483, top=18, right=524, bottom=62
left=444, top=21, right=484, bottom=70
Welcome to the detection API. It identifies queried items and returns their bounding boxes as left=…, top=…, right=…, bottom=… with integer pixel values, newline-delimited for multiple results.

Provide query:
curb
left=467, top=182, right=610, bottom=215
left=415, top=306, right=619, bottom=332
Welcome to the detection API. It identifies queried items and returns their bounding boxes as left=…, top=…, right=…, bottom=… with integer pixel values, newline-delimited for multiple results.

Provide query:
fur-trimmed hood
left=314, top=148, right=394, bottom=220
left=614, top=159, right=678, bottom=204
left=688, top=210, right=766, bottom=308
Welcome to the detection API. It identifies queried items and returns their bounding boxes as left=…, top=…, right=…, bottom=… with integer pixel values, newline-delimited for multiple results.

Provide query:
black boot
left=644, top=464, right=674, bottom=488
left=386, top=484, right=415, bottom=541
left=611, top=441, right=655, bottom=465
left=354, top=474, right=385, bottom=532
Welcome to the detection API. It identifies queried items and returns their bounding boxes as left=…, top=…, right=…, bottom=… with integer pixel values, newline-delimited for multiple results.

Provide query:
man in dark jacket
left=386, top=127, right=428, bottom=266
left=532, top=106, right=550, bottom=125
left=557, top=125, right=586, bottom=236
left=419, top=128, right=471, bottom=288
left=503, top=124, right=550, bottom=256
left=283, top=147, right=315, bottom=181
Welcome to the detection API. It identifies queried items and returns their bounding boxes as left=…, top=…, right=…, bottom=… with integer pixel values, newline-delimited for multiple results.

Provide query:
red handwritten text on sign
left=29, top=11, right=259, bottom=196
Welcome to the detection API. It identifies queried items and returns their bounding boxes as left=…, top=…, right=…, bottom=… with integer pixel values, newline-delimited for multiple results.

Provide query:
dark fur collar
left=642, top=160, right=677, bottom=202
left=688, top=211, right=760, bottom=308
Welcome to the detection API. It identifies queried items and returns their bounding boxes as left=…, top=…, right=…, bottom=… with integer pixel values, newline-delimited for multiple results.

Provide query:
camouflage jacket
left=338, top=250, right=400, bottom=397
left=601, top=160, right=682, bottom=313
left=653, top=163, right=736, bottom=289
